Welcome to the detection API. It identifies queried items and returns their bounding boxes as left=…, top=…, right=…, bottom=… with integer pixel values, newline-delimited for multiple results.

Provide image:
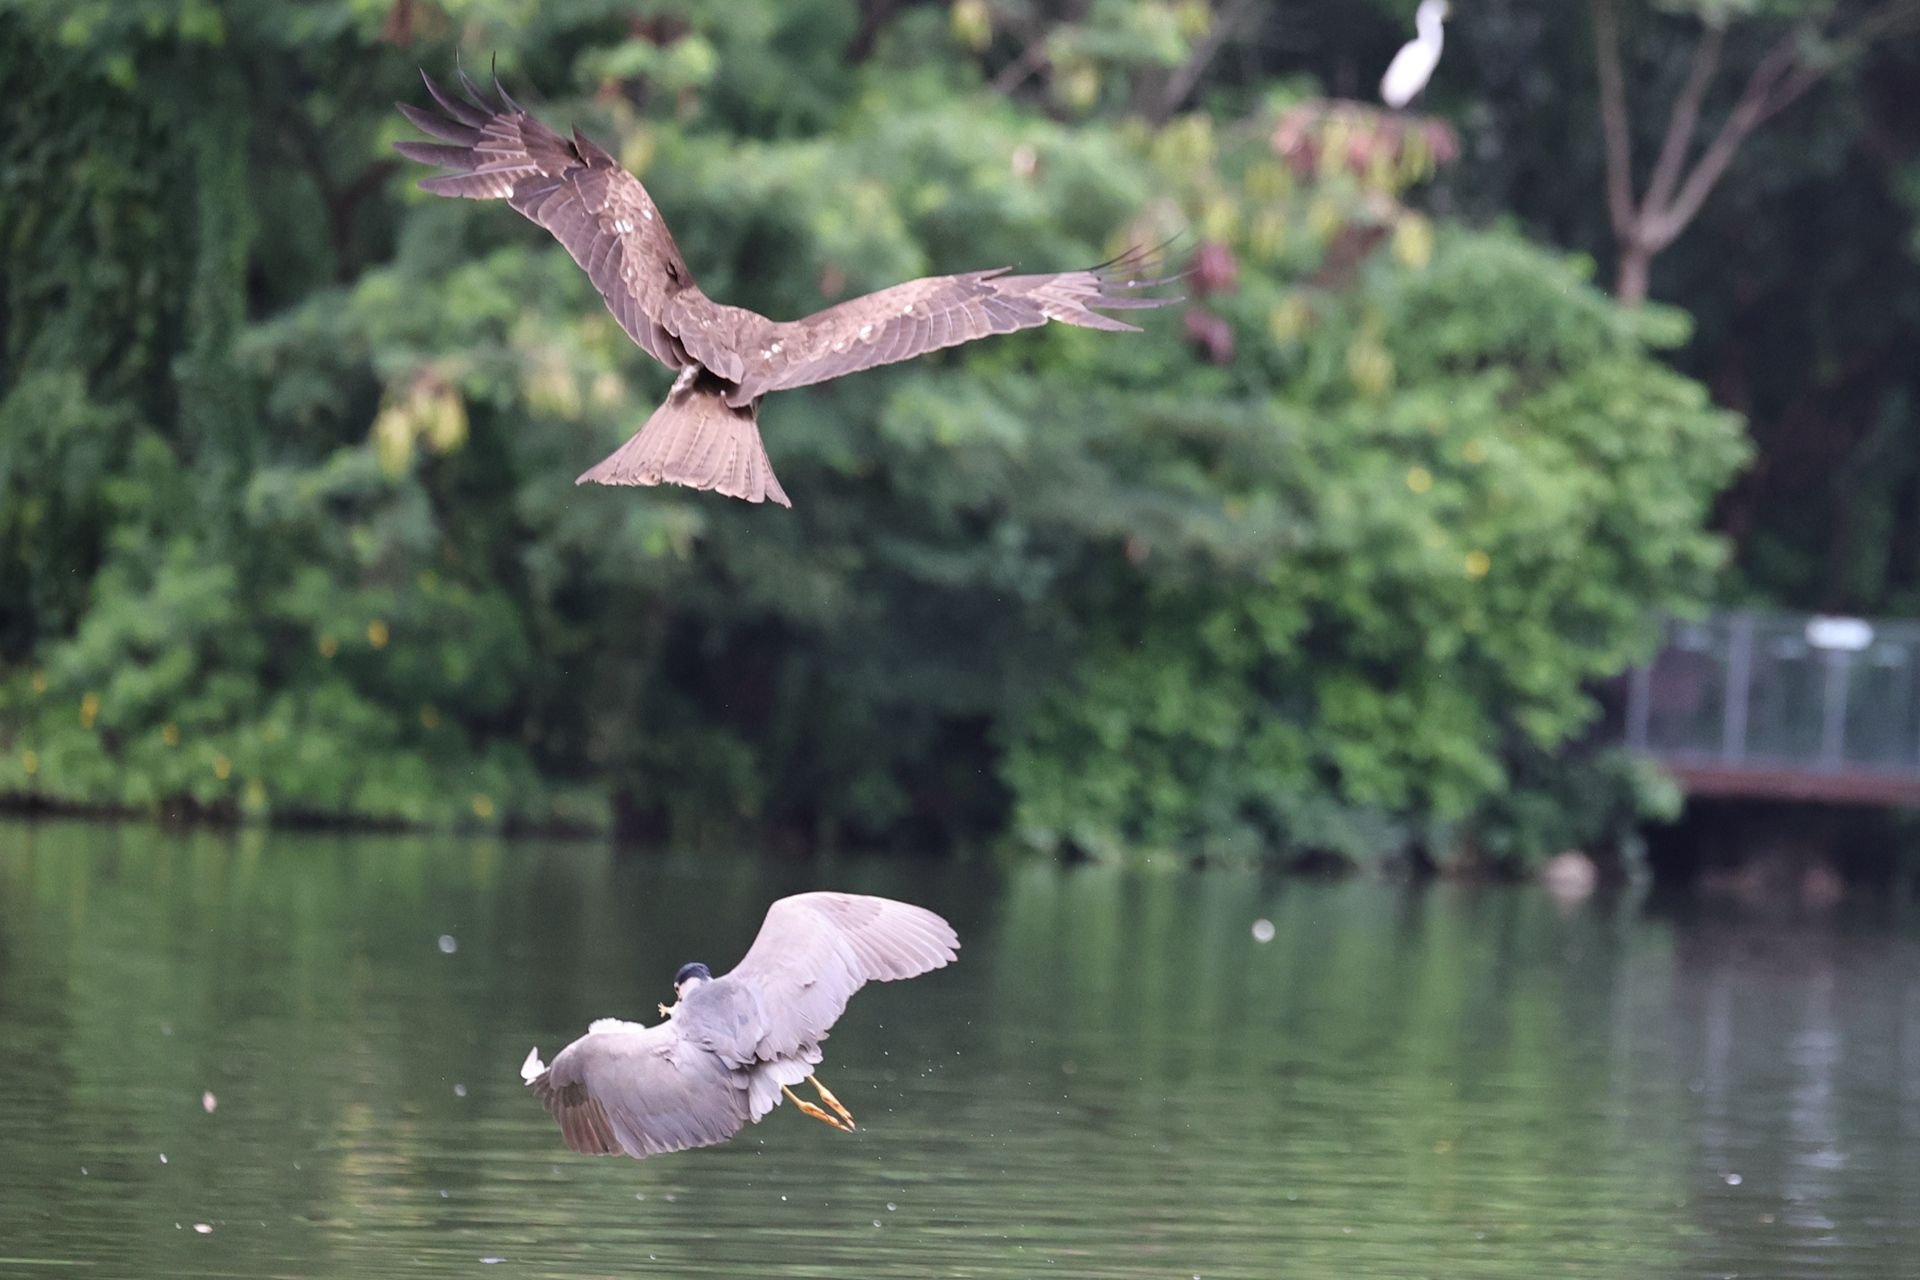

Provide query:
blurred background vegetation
left=1, top=0, right=1913, bottom=869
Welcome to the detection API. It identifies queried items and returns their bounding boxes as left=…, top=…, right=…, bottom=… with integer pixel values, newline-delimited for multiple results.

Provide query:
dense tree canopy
left=8, top=0, right=1880, bottom=868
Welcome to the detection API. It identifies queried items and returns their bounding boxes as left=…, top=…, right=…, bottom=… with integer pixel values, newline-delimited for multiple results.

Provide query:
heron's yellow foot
left=807, top=1074, right=856, bottom=1129
left=783, top=1084, right=854, bottom=1131
left=657, top=1002, right=673, bottom=1019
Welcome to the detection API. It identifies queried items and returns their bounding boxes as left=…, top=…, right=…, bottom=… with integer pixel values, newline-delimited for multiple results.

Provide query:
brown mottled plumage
left=396, top=70, right=1174, bottom=507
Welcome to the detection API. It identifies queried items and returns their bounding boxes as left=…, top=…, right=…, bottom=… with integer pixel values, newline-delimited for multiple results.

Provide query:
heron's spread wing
left=719, top=893, right=959, bottom=1064
left=396, top=71, right=764, bottom=373
left=728, top=255, right=1176, bottom=402
left=527, top=1021, right=750, bottom=1158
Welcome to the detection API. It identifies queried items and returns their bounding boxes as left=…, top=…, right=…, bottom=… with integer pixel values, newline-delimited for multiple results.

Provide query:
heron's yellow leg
left=807, top=1074, right=856, bottom=1129
left=782, top=1084, right=854, bottom=1131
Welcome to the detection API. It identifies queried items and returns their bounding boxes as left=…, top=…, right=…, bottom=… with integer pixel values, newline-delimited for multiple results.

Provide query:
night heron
left=519, top=892, right=959, bottom=1158
left=1380, top=0, right=1450, bottom=109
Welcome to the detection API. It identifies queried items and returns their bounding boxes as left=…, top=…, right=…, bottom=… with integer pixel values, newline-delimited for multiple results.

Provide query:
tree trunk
left=1615, top=242, right=1653, bottom=306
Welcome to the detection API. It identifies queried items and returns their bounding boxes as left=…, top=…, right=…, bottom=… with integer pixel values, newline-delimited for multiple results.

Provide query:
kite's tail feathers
left=576, top=373, right=790, bottom=507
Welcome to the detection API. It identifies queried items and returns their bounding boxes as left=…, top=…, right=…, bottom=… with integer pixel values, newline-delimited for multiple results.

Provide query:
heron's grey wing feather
left=719, top=893, right=959, bottom=1064
left=730, top=259, right=1174, bottom=401
left=397, top=73, right=766, bottom=373
left=668, top=980, right=822, bottom=1120
left=529, top=1022, right=750, bottom=1158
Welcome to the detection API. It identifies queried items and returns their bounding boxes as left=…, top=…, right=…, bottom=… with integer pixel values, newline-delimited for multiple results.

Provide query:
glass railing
left=1621, top=612, right=1920, bottom=781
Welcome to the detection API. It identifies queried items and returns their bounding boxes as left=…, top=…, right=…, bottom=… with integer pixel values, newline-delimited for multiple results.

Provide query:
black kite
left=396, top=71, right=1173, bottom=507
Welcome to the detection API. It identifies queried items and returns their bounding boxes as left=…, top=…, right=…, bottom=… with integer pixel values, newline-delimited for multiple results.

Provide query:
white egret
left=1380, top=0, right=1450, bottom=110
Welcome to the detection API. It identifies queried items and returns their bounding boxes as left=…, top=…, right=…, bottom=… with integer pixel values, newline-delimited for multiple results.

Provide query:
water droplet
left=1724, top=1172, right=1743, bottom=1186
left=438, top=935, right=458, bottom=954
left=158, top=1153, right=168, bottom=1164
left=453, top=1083, right=467, bottom=1098
left=479, top=1257, right=505, bottom=1265
left=193, top=1223, right=212, bottom=1235
left=1251, top=919, right=1276, bottom=943
left=201, top=1090, right=218, bottom=1113
left=886, top=1203, right=897, bottom=1212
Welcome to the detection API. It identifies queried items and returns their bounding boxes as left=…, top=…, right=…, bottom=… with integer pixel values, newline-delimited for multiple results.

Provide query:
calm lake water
left=2, top=821, right=1918, bottom=1278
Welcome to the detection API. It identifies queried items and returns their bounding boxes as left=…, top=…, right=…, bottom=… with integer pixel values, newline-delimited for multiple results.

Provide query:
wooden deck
left=1663, top=761, right=1920, bottom=806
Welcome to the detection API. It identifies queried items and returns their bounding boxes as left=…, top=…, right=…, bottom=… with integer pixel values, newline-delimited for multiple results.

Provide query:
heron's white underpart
left=1380, top=0, right=1449, bottom=110
left=520, top=1047, right=546, bottom=1083
left=588, top=1017, right=648, bottom=1035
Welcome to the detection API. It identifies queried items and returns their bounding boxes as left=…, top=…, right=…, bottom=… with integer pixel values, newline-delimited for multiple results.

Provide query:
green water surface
left=2, top=821, right=1917, bottom=1278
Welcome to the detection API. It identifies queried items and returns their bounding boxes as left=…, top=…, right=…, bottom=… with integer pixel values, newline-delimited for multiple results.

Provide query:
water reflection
left=1, top=821, right=1917, bottom=1277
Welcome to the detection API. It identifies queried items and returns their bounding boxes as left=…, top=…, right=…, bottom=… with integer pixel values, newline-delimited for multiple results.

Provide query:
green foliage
left=0, top=0, right=1747, bottom=863
left=1003, top=228, right=1744, bottom=864
left=1422, top=1, right=1920, bottom=615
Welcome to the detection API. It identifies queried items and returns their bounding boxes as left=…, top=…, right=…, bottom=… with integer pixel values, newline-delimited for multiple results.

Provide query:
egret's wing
left=729, top=252, right=1176, bottom=402
left=526, top=1021, right=750, bottom=1158
left=396, top=71, right=765, bottom=374
left=718, top=893, right=959, bottom=1063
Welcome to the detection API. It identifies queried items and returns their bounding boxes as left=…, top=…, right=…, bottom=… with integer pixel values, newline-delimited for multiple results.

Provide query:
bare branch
left=1645, top=3, right=1880, bottom=247
left=1153, top=0, right=1263, bottom=124
left=1752, top=0, right=1920, bottom=126
left=844, top=0, right=900, bottom=65
left=1642, top=1, right=1914, bottom=250
left=1644, top=63, right=1781, bottom=249
left=990, top=36, right=1052, bottom=96
left=1590, top=0, right=1639, bottom=241
left=1641, top=23, right=1723, bottom=216
left=1593, top=0, right=1920, bottom=298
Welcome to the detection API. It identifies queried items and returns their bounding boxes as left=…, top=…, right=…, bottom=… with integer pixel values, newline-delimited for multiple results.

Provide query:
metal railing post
left=1626, top=656, right=1653, bottom=751
left=1722, top=614, right=1753, bottom=766
left=1819, top=651, right=1850, bottom=770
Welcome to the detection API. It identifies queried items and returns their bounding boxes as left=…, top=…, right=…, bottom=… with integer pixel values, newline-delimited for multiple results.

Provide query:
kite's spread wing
left=728, top=254, right=1176, bottom=402
left=399, top=71, right=1174, bottom=507
left=396, top=71, right=769, bottom=374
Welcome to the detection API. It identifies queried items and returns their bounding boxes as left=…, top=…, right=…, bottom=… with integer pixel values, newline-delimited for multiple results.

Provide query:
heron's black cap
left=674, top=962, right=712, bottom=984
